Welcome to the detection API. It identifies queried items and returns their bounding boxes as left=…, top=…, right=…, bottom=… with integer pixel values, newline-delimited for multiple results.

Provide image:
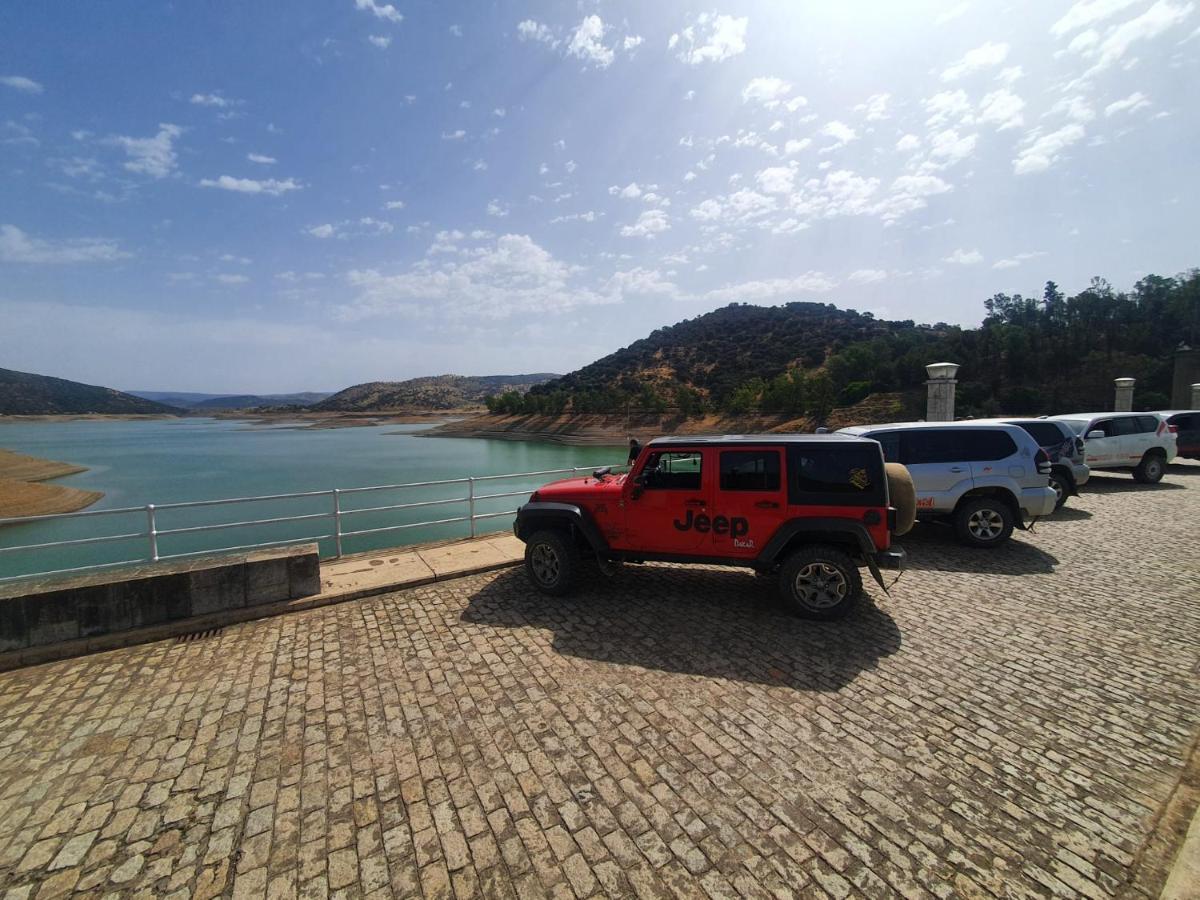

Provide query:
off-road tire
left=778, top=544, right=862, bottom=620
left=885, top=462, right=917, bottom=536
left=523, top=529, right=580, bottom=596
left=1133, top=452, right=1165, bottom=484
left=1048, top=470, right=1070, bottom=509
left=954, top=496, right=1015, bottom=547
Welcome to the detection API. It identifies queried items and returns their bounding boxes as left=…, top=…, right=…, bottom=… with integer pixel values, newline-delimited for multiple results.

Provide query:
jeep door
left=709, top=447, right=786, bottom=559
left=623, top=448, right=713, bottom=554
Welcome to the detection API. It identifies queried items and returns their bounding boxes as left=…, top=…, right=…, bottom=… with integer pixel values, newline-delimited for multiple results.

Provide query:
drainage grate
left=176, top=627, right=223, bottom=644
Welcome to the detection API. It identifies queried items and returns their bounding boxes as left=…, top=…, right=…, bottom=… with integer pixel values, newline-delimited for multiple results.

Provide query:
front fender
left=514, top=502, right=609, bottom=555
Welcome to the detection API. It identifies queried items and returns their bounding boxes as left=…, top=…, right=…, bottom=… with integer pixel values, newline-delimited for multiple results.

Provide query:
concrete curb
left=0, top=555, right=521, bottom=672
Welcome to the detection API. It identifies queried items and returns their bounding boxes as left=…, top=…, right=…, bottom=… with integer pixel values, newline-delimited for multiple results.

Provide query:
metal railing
left=0, top=463, right=622, bottom=583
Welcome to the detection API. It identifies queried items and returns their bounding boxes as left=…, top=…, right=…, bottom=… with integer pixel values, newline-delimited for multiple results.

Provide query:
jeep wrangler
left=513, top=435, right=911, bottom=619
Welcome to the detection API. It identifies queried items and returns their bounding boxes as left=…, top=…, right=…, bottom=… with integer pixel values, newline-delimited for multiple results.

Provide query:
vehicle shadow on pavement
left=1045, top=506, right=1092, bottom=521
left=461, top=566, right=901, bottom=692
left=1082, top=474, right=1185, bottom=492
left=896, top=527, right=1059, bottom=575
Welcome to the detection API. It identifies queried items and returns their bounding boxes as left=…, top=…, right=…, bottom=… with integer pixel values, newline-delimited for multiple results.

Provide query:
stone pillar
left=1114, top=377, right=1135, bottom=412
left=1192, top=383, right=1200, bottom=410
left=1171, top=347, right=1200, bottom=407
left=925, top=362, right=959, bottom=422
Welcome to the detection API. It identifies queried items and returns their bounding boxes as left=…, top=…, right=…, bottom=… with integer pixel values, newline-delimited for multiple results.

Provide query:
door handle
left=684, top=499, right=706, bottom=507
left=755, top=500, right=780, bottom=509
left=949, top=466, right=966, bottom=473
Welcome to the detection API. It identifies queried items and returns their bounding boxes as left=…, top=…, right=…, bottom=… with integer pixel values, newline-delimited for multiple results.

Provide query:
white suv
left=1046, top=413, right=1177, bottom=484
left=837, top=422, right=1056, bottom=547
left=974, top=418, right=1090, bottom=509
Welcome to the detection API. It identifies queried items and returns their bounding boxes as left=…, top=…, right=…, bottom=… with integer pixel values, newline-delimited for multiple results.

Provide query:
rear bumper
left=874, top=547, right=906, bottom=571
left=1072, top=463, right=1090, bottom=488
left=1021, top=486, right=1058, bottom=518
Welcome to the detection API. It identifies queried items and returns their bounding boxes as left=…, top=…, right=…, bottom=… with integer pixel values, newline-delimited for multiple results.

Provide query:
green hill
left=0, top=367, right=181, bottom=415
left=313, top=374, right=559, bottom=412
left=500, top=271, right=1199, bottom=419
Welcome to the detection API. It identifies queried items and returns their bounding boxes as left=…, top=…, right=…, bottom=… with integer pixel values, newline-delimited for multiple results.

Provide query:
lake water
left=0, top=418, right=623, bottom=580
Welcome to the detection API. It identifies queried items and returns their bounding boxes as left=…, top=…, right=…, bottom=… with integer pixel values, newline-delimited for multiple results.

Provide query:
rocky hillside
left=0, top=367, right=180, bottom=415
left=313, top=374, right=559, bottom=412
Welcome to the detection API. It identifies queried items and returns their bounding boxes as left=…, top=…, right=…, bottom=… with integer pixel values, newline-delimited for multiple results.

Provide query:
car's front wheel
left=1133, top=452, right=1165, bottom=484
left=1048, top=470, right=1070, bottom=509
left=523, top=529, right=579, bottom=596
left=778, top=545, right=862, bottom=620
left=954, top=497, right=1014, bottom=547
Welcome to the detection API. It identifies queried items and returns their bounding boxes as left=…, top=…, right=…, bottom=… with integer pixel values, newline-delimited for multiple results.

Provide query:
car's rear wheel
left=1133, top=452, right=1165, bottom=484
left=1048, top=470, right=1070, bottom=509
left=524, top=529, right=579, bottom=596
left=778, top=545, right=862, bottom=620
left=953, top=497, right=1014, bottom=547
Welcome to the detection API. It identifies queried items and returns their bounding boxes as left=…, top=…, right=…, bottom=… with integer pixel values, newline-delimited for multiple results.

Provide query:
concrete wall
left=0, top=544, right=319, bottom=655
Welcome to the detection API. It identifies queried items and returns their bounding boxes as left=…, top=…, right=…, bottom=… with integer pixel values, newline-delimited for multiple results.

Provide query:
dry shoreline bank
left=0, top=449, right=104, bottom=518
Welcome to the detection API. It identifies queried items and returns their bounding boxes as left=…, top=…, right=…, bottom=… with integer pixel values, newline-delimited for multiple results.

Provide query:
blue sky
left=1, top=1, right=1197, bottom=393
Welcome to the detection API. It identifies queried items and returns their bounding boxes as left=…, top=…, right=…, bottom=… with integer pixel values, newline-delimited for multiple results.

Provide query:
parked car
left=837, top=422, right=1056, bottom=547
left=1046, top=413, right=1177, bottom=483
left=1153, top=411, right=1199, bottom=460
left=513, top=434, right=911, bottom=619
left=973, top=418, right=1090, bottom=508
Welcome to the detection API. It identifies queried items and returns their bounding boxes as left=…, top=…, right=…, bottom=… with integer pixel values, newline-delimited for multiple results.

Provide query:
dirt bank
left=0, top=448, right=103, bottom=518
left=210, top=410, right=463, bottom=429
left=419, top=394, right=910, bottom=445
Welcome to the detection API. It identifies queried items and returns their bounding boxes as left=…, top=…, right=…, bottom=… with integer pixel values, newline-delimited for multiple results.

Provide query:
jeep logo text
left=673, top=510, right=749, bottom=537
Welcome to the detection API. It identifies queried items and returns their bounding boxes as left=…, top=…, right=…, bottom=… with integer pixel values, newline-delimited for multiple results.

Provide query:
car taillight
left=1035, top=448, right=1051, bottom=474
left=1074, top=437, right=1085, bottom=455
left=1168, top=424, right=1178, bottom=435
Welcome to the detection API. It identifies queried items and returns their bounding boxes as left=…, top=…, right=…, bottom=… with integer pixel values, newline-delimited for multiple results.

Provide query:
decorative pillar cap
left=925, top=362, right=960, bottom=381
left=1114, top=377, right=1136, bottom=388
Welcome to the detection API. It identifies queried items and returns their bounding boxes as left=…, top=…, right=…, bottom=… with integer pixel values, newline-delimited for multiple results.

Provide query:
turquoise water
left=0, top=419, right=622, bottom=579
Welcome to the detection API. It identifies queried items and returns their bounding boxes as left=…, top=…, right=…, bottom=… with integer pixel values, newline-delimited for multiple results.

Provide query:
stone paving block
left=0, top=464, right=1198, bottom=898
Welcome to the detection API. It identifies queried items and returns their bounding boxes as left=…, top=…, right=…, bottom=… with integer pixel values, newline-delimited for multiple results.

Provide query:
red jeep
left=513, top=435, right=908, bottom=619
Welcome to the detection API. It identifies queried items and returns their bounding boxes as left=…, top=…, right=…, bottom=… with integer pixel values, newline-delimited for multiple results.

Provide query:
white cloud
left=368, top=35, right=392, bottom=48
left=565, top=160, right=577, bottom=174
left=878, top=174, right=953, bottom=221
left=247, top=153, right=276, bottom=164
left=929, top=128, right=978, bottom=165
left=978, top=89, right=1026, bottom=130
left=308, top=224, right=335, bottom=239
left=896, top=134, right=921, bottom=152
left=1104, top=91, right=1152, bottom=115
left=449, top=24, right=462, bottom=37
left=1069, top=1, right=1194, bottom=74
left=620, top=209, right=671, bottom=238
left=1013, top=123, right=1086, bottom=174
left=200, top=175, right=302, bottom=195
left=487, top=199, right=509, bottom=217
left=190, top=92, right=235, bottom=108
left=214, top=273, right=249, bottom=285
left=924, top=90, right=972, bottom=126
left=549, top=211, right=598, bottom=224
left=567, top=15, right=615, bottom=67
left=997, top=65, right=1024, bottom=85
left=624, top=35, right=644, bottom=50
left=1, top=75, right=43, bottom=94
left=855, top=93, right=891, bottom=121
left=354, top=0, right=403, bottom=25
left=756, top=166, right=796, bottom=194
left=742, top=76, right=793, bottom=108
left=517, top=20, right=556, bottom=45
left=783, top=138, right=812, bottom=154
left=1051, top=95, right=1096, bottom=122
left=819, top=120, right=857, bottom=149
left=109, top=123, right=182, bottom=179
left=670, top=13, right=748, bottom=65
left=340, top=233, right=616, bottom=320
left=702, top=273, right=836, bottom=303
left=384, top=200, right=406, bottom=210
left=935, top=3, right=971, bottom=26
left=848, top=268, right=888, bottom=284
left=609, top=182, right=643, bottom=199
left=0, top=224, right=130, bottom=264
left=940, top=41, right=1009, bottom=81
left=992, top=251, right=1046, bottom=269
left=1051, top=0, right=1141, bottom=36
left=944, top=248, right=983, bottom=265
left=441, top=129, right=466, bottom=140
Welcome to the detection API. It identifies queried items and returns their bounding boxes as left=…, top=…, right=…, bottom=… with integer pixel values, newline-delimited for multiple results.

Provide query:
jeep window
left=1110, top=417, right=1138, bottom=437
left=1014, top=422, right=1065, bottom=447
left=786, top=444, right=885, bottom=506
left=903, top=429, right=972, bottom=465
left=1090, top=419, right=1116, bottom=437
left=963, top=430, right=1018, bottom=461
left=641, top=451, right=702, bottom=490
left=719, top=450, right=780, bottom=492
left=1135, top=415, right=1159, bottom=433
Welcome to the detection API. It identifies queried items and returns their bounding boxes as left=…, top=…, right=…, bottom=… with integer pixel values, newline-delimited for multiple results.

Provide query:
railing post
left=146, top=504, right=159, bottom=561
left=332, top=489, right=343, bottom=558
left=468, top=478, right=476, bottom=538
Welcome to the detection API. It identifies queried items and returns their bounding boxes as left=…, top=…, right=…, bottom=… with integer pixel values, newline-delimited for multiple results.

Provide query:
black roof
left=647, top=433, right=869, bottom=446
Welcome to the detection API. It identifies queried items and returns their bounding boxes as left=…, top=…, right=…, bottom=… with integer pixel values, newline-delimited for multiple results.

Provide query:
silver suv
left=974, top=418, right=1090, bottom=509
left=1046, top=412, right=1177, bottom=483
left=837, top=422, right=1056, bottom=547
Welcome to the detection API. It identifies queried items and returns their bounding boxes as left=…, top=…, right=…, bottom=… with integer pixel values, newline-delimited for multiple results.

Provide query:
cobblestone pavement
left=1, top=463, right=1199, bottom=899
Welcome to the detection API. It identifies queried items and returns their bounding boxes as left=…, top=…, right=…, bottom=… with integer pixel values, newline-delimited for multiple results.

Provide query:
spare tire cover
left=885, top=462, right=917, bottom=536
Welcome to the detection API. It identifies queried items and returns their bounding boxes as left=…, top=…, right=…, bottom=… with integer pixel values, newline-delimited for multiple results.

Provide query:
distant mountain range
left=0, top=367, right=180, bottom=415
left=129, top=391, right=331, bottom=410
left=313, top=374, right=560, bottom=411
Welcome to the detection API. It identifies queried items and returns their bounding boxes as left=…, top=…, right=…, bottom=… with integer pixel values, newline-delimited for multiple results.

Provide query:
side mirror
left=630, top=472, right=645, bottom=499
left=1086, top=430, right=1105, bottom=440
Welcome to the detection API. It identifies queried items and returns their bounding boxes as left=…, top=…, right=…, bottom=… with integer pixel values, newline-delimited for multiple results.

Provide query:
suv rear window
left=1135, top=415, right=1159, bottom=433
left=719, top=451, right=780, bottom=492
left=786, top=444, right=884, bottom=506
left=1013, top=422, right=1065, bottom=447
